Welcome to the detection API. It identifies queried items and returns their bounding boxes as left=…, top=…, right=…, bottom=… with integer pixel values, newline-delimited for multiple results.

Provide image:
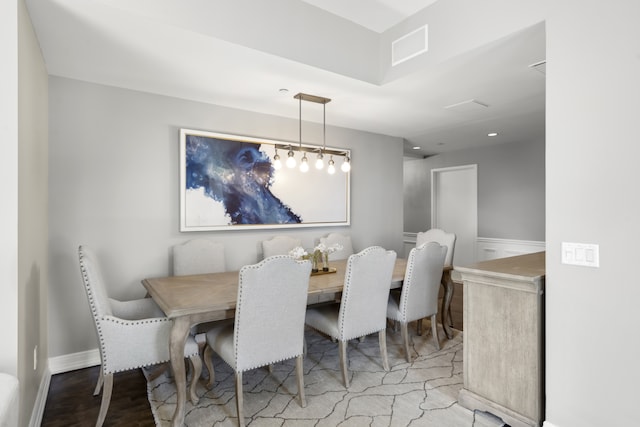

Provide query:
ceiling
left=25, top=0, right=545, bottom=158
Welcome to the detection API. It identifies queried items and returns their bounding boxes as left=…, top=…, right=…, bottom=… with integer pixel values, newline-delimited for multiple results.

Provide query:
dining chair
left=203, top=255, right=312, bottom=427
left=319, top=232, right=354, bottom=260
left=387, top=242, right=447, bottom=362
left=78, top=245, right=202, bottom=427
left=173, top=238, right=226, bottom=276
left=261, top=235, right=302, bottom=259
left=305, top=246, right=397, bottom=388
left=415, top=228, right=456, bottom=333
left=173, top=238, right=229, bottom=339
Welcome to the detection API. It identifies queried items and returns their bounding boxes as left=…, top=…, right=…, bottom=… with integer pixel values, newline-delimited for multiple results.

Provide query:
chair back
left=416, top=228, right=456, bottom=266
left=78, top=245, right=113, bottom=321
left=319, top=233, right=354, bottom=260
left=400, top=242, right=447, bottom=322
left=234, top=255, right=311, bottom=371
left=261, top=236, right=302, bottom=259
left=338, top=246, right=397, bottom=341
left=173, top=239, right=226, bottom=275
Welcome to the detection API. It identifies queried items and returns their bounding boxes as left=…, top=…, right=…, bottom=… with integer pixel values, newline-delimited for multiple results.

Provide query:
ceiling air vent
left=392, top=25, right=428, bottom=66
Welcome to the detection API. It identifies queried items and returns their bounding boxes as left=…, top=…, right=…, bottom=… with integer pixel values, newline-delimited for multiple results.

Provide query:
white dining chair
left=203, top=255, right=312, bottom=427
left=173, top=239, right=226, bottom=276
left=305, top=246, right=397, bottom=388
left=415, top=228, right=456, bottom=333
left=387, top=242, right=447, bottom=361
left=319, top=233, right=354, bottom=260
left=261, top=235, right=302, bottom=259
left=78, top=245, right=202, bottom=427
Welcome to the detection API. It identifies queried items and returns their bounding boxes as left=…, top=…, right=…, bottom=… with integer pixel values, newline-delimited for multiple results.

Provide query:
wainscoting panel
left=404, top=233, right=545, bottom=264
left=476, top=237, right=545, bottom=262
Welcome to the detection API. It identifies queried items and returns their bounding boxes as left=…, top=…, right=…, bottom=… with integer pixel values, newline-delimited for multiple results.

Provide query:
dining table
left=142, top=256, right=452, bottom=426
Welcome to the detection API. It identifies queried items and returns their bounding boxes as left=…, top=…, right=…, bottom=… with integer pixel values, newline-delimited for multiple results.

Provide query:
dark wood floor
left=41, top=366, right=155, bottom=427
left=41, top=286, right=464, bottom=426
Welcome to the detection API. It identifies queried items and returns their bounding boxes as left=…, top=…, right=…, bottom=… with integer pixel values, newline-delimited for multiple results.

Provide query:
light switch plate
left=561, top=242, right=599, bottom=267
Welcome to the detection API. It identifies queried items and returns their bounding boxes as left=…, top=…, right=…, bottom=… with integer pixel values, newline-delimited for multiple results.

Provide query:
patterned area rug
left=147, top=326, right=505, bottom=426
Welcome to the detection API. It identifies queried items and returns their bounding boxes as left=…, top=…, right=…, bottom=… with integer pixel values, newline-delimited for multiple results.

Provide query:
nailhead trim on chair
left=233, top=255, right=307, bottom=372
left=337, top=246, right=387, bottom=340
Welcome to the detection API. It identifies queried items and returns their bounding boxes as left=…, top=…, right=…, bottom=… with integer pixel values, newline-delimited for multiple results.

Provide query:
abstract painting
left=180, top=129, right=350, bottom=231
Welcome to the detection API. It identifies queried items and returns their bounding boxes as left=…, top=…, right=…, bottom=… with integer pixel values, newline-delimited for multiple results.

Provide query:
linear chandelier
left=272, top=92, right=350, bottom=175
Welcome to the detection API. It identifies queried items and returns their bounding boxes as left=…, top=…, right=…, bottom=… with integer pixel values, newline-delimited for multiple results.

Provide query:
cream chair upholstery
left=387, top=242, right=447, bottom=361
left=319, top=233, right=354, bottom=260
left=415, top=228, right=457, bottom=333
left=173, top=239, right=226, bottom=276
left=305, top=246, right=397, bottom=388
left=203, top=255, right=311, bottom=427
left=261, top=235, right=302, bottom=259
left=78, top=246, right=202, bottom=427
left=416, top=228, right=456, bottom=267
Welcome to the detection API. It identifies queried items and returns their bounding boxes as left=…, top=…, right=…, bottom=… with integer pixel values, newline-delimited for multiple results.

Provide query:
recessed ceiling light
left=279, top=88, right=289, bottom=94
left=487, top=132, right=498, bottom=137
left=412, top=146, right=421, bottom=150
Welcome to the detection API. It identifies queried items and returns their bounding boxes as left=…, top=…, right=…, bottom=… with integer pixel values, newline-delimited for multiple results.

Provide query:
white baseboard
left=29, top=349, right=101, bottom=426
left=542, top=422, right=559, bottom=427
left=48, top=348, right=101, bottom=375
left=28, top=367, right=50, bottom=427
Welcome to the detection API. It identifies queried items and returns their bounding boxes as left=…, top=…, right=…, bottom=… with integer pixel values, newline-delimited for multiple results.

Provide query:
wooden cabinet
left=456, top=252, right=545, bottom=427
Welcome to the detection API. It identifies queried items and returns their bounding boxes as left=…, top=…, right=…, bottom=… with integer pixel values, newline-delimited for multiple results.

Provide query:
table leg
left=170, top=316, right=191, bottom=427
left=440, top=272, right=454, bottom=339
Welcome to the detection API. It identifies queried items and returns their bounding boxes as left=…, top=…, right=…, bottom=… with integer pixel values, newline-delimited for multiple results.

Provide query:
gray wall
left=545, top=2, right=640, bottom=426
left=48, top=77, right=404, bottom=358
left=404, top=139, right=545, bottom=241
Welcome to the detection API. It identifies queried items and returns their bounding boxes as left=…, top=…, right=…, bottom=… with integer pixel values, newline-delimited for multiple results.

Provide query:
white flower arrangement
left=288, top=246, right=309, bottom=260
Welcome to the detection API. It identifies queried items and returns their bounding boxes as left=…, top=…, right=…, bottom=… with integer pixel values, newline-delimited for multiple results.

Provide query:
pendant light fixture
left=271, top=92, right=351, bottom=175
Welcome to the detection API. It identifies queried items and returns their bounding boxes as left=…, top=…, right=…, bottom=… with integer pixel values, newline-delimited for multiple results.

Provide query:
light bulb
left=300, top=154, right=309, bottom=172
left=273, top=153, right=281, bottom=170
left=327, top=157, right=336, bottom=175
left=286, top=149, right=296, bottom=168
left=315, top=153, right=324, bottom=169
left=341, top=156, right=351, bottom=172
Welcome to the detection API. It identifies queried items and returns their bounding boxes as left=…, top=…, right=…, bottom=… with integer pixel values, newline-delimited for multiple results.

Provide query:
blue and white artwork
left=180, top=129, right=350, bottom=231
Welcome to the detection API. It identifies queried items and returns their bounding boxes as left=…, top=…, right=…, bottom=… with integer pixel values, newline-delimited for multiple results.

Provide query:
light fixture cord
left=299, top=96, right=302, bottom=149
left=323, top=103, right=326, bottom=153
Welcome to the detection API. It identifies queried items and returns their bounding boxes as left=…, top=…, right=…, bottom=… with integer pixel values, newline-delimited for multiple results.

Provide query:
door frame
left=431, top=164, right=478, bottom=265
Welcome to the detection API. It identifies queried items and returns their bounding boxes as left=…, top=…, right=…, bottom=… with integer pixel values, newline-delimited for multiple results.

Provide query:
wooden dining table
left=142, top=256, right=453, bottom=426
left=142, top=257, right=405, bottom=426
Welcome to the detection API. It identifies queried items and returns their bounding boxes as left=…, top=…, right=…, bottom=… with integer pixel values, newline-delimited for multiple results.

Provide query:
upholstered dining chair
left=78, top=245, right=202, bottom=427
left=173, top=239, right=226, bottom=276
left=319, top=233, right=354, bottom=260
left=415, top=228, right=456, bottom=333
left=203, top=255, right=312, bottom=427
left=416, top=228, right=456, bottom=267
left=261, top=235, right=302, bottom=259
left=305, top=246, right=397, bottom=388
left=387, top=242, right=447, bottom=361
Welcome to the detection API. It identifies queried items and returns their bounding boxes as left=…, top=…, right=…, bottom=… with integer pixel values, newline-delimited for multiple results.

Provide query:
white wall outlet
left=561, top=242, right=599, bottom=267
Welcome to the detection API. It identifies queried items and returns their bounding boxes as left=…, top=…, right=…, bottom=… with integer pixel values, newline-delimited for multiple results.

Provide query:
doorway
left=431, top=165, right=478, bottom=267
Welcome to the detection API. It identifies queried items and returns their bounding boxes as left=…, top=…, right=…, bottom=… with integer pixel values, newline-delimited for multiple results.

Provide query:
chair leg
left=416, top=318, right=423, bottom=336
left=96, top=372, right=113, bottom=427
left=295, top=354, right=306, bottom=407
left=203, top=345, right=216, bottom=388
left=401, top=322, right=411, bottom=362
left=378, top=330, right=390, bottom=372
left=235, top=372, right=245, bottom=427
left=188, top=354, right=202, bottom=405
left=430, top=314, right=440, bottom=350
left=93, top=367, right=103, bottom=396
left=338, top=340, right=349, bottom=388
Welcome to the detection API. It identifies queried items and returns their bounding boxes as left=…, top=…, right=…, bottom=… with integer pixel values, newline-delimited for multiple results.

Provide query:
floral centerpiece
left=289, top=243, right=343, bottom=273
